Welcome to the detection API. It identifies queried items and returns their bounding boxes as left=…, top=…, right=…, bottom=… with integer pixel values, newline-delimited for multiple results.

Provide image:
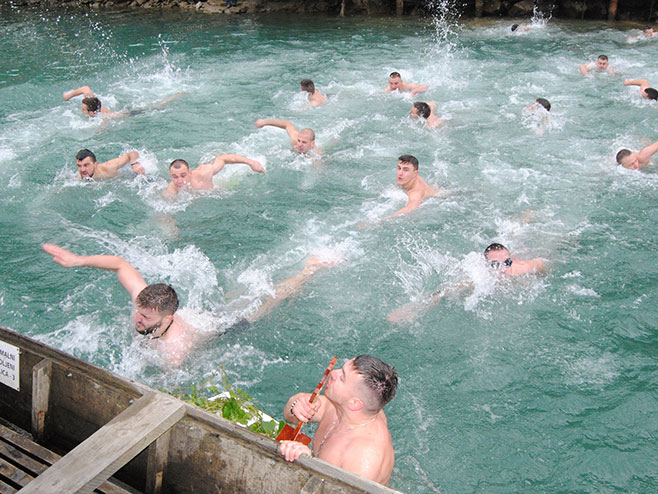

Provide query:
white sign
left=0, top=341, right=20, bottom=391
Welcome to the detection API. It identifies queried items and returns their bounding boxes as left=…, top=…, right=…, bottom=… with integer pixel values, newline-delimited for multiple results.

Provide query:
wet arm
left=62, top=85, right=94, bottom=100
left=391, top=191, right=423, bottom=216
left=624, top=78, right=649, bottom=88
left=42, top=244, right=147, bottom=301
left=579, top=64, right=590, bottom=77
left=283, top=393, right=328, bottom=425
left=410, top=83, right=428, bottom=96
left=638, top=141, right=658, bottom=162
left=210, top=154, right=264, bottom=175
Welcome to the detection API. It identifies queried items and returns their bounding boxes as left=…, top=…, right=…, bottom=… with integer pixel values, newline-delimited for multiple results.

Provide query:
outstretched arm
left=638, top=141, right=658, bottom=163
left=409, top=83, right=428, bottom=96
left=255, top=118, right=298, bottom=139
left=63, top=85, right=94, bottom=101
left=624, top=78, right=649, bottom=87
left=209, top=153, right=264, bottom=176
left=387, top=282, right=472, bottom=324
left=248, top=258, right=333, bottom=324
left=43, top=243, right=147, bottom=301
left=100, top=151, right=143, bottom=177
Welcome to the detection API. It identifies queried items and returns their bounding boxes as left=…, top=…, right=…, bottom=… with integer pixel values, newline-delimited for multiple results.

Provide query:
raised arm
left=279, top=391, right=332, bottom=462
left=100, top=151, right=143, bottom=177
left=638, top=141, right=658, bottom=162
left=255, top=118, right=298, bottom=138
left=62, top=85, right=94, bottom=101
left=409, top=83, right=428, bottom=96
left=209, top=153, right=264, bottom=175
left=624, top=78, right=649, bottom=88
left=42, top=243, right=147, bottom=301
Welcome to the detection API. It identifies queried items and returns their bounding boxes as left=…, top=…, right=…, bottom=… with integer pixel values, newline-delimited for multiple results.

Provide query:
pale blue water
left=1, top=5, right=658, bottom=493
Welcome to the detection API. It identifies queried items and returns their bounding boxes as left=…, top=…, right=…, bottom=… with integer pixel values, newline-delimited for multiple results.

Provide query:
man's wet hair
left=169, top=159, right=190, bottom=170
left=300, top=79, right=315, bottom=93
left=76, top=149, right=97, bottom=162
left=484, top=243, right=508, bottom=258
left=353, top=355, right=398, bottom=412
left=536, top=98, right=551, bottom=111
left=643, top=26, right=654, bottom=31
left=389, top=71, right=401, bottom=79
left=616, top=149, right=632, bottom=164
left=598, top=55, right=608, bottom=62
left=398, top=154, right=419, bottom=170
left=645, top=88, right=658, bottom=100
left=511, top=24, right=519, bottom=32
left=300, top=128, right=315, bottom=141
left=136, top=283, right=179, bottom=315
left=82, top=97, right=101, bottom=113
left=413, top=102, right=431, bottom=119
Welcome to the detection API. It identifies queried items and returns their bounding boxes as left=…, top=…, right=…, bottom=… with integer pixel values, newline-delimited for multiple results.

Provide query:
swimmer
left=409, top=101, right=442, bottom=129
left=623, top=79, right=658, bottom=100
left=628, top=26, right=658, bottom=42
left=42, top=243, right=198, bottom=366
left=392, top=155, right=437, bottom=216
left=280, top=355, right=398, bottom=486
left=385, top=72, right=428, bottom=96
left=387, top=243, right=545, bottom=324
left=579, top=55, right=614, bottom=77
left=163, top=154, right=265, bottom=198
left=511, top=24, right=532, bottom=32
left=300, top=79, right=327, bottom=107
left=528, top=97, right=551, bottom=112
left=63, top=85, right=185, bottom=118
left=615, top=141, right=658, bottom=170
left=62, top=86, right=123, bottom=118
left=74, top=148, right=144, bottom=180
left=254, top=118, right=320, bottom=154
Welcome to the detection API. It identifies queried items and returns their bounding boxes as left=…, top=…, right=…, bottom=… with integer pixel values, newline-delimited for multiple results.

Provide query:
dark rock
left=508, top=0, right=534, bottom=15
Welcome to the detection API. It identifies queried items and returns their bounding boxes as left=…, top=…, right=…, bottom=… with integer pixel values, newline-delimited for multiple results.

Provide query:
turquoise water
left=2, top=5, right=658, bottom=493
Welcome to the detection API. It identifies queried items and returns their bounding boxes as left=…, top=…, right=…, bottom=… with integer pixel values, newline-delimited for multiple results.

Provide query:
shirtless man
left=409, top=101, right=442, bottom=129
left=75, top=148, right=144, bottom=180
left=42, top=243, right=197, bottom=366
left=385, top=72, right=427, bottom=96
left=392, top=155, right=437, bottom=216
left=579, top=55, right=614, bottom=77
left=628, top=26, right=658, bottom=42
left=280, top=355, right=398, bottom=486
left=528, top=97, right=551, bottom=112
left=511, top=24, right=532, bottom=32
left=254, top=119, right=319, bottom=154
left=615, top=141, right=658, bottom=170
left=387, top=243, right=544, bottom=324
left=62, top=86, right=123, bottom=117
left=300, top=79, right=327, bottom=107
left=623, top=78, right=658, bottom=100
left=163, top=154, right=264, bottom=198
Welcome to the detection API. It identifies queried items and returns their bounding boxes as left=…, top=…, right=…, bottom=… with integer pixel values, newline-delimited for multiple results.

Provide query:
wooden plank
left=0, top=426, right=130, bottom=494
left=31, top=360, right=52, bottom=444
left=0, top=477, right=16, bottom=494
left=0, top=457, right=32, bottom=488
left=145, top=430, right=170, bottom=494
left=17, top=392, right=184, bottom=494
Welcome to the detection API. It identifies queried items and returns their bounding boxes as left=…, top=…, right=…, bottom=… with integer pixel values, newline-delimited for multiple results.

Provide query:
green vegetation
left=172, top=372, right=284, bottom=439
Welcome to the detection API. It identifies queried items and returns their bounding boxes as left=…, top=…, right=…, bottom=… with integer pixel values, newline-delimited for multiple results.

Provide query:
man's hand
left=42, top=244, right=80, bottom=268
left=131, top=162, right=145, bottom=175
left=290, top=397, right=319, bottom=423
left=279, top=440, right=312, bottom=462
left=255, top=119, right=265, bottom=128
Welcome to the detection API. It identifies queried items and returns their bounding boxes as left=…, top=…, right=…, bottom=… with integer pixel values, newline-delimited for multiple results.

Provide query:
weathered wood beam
left=145, top=430, right=171, bottom=494
left=17, top=392, right=184, bottom=494
left=31, top=359, right=52, bottom=444
left=396, top=0, right=404, bottom=15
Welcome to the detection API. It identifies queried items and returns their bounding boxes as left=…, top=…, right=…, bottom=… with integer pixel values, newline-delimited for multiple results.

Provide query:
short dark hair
left=353, top=355, right=398, bottom=412
left=398, top=154, right=419, bottom=170
left=511, top=24, right=519, bottom=32
left=484, top=243, right=508, bottom=258
left=643, top=26, right=653, bottom=31
left=300, top=79, right=315, bottom=93
left=82, top=97, right=101, bottom=113
left=616, top=149, right=632, bottom=164
left=413, top=102, right=431, bottom=119
left=598, top=55, right=608, bottom=61
left=645, top=88, right=658, bottom=100
left=536, top=98, right=551, bottom=111
left=136, top=283, right=179, bottom=315
left=389, top=71, right=401, bottom=79
left=169, top=159, right=189, bottom=170
left=76, top=149, right=97, bottom=162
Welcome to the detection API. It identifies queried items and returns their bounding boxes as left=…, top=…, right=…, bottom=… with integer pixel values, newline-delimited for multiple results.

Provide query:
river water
left=1, top=4, right=657, bottom=493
